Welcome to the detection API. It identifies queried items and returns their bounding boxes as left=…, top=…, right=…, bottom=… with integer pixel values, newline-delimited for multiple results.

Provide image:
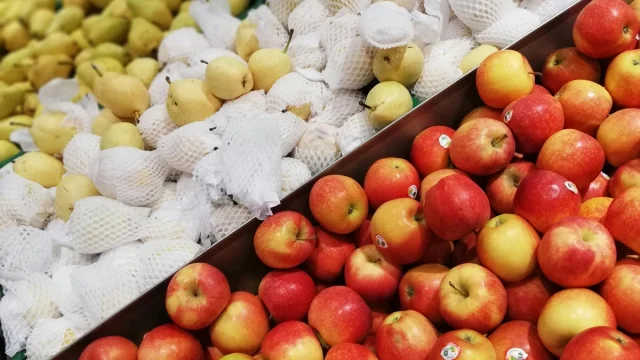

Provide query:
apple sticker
left=375, top=235, right=388, bottom=248
left=601, top=171, right=610, bottom=180
left=506, top=348, right=528, bottom=360
left=438, top=134, right=451, bottom=149
left=408, top=185, right=418, bottom=199
left=440, top=343, right=460, bottom=359
left=564, top=181, right=578, bottom=194
left=504, top=110, right=513, bottom=124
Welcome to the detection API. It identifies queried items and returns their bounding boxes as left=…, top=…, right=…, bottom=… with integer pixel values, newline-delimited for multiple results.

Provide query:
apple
left=309, top=174, right=369, bottom=234
left=219, top=354, right=253, bottom=360
left=513, top=170, right=581, bottom=233
left=80, top=336, right=138, bottom=360
left=597, top=109, right=640, bottom=167
left=209, top=291, right=270, bottom=355
left=485, top=161, right=536, bottom=214
left=488, top=321, right=551, bottom=360
left=399, top=264, right=449, bottom=325
left=582, top=172, right=611, bottom=201
left=260, top=321, right=324, bottom=360
left=573, top=0, right=639, bottom=59
left=138, top=324, right=204, bottom=360
left=531, top=84, right=552, bottom=96
left=305, top=226, right=355, bottom=282
left=449, top=118, right=516, bottom=175
left=423, top=174, right=491, bottom=241
left=206, top=347, right=225, bottom=360
left=439, top=263, right=507, bottom=334
left=476, top=214, right=540, bottom=282
left=254, top=211, right=316, bottom=269
left=370, top=198, right=430, bottom=265
left=363, top=335, right=376, bottom=355
left=419, top=169, right=467, bottom=203
left=460, top=106, right=502, bottom=125
left=476, top=50, right=535, bottom=109
left=555, top=80, right=612, bottom=136
left=370, top=309, right=389, bottom=335
left=632, top=0, right=640, bottom=21
left=426, top=329, right=496, bottom=360
left=505, top=273, right=556, bottom=324
left=600, top=257, right=640, bottom=334
left=452, top=232, right=479, bottom=266
left=560, top=326, right=640, bottom=360
left=344, top=244, right=402, bottom=303
left=541, top=47, right=601, bottom=94
left=579, top=197, right=614, bottom=224
left=410, top=126, right=456, bottom=177
left=610, top=159, right=640, bottom=197
left=605, top=188, right=640, bottom=254
left=376, top=310, right=438, bottom=359
left=326, top=343, right=377, bottom=360
left=308, top=286, right=372, bottom=347
left=502, top=93, right=564, bottom=154
left=537, top=288, right=617, bottom=356
left=355, top=217, right=372, bottom=248
left=364, top=157, right=420, bottom=209
left=258, top=269, right=316, bottom=323
left=419, top=234, right=453, bottom=265
left=606, top=49, right=640, bottom=108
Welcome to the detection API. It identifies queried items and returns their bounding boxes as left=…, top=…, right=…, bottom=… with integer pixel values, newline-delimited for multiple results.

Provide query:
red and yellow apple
left=305, top=226, right=355, bottom=282
left=476, top=50, right=535, bottom=109
left=419, top=235, right=453, bottom=265
left=541, top=47, right=601, bottom=94
left=409, top=126, right=456, bottom=177
left=376, top=310, right=438, bottom=360
left=258, top=269, right=315, bottom=323
left=579, top=197, right=613, bottom=224
left=555, top=80, right=611, bottom=136
left=600, top=257, right=640, bottom=334
left=138, top=324, right=204, bottom=360
left=452, top=232, right=479, bottom=266
left=326, top=343, right=377, bottom=360
left=605, top=188, right=640, bottom=254
left=219, top=354, right=253, bottom=360
left=485, top=161, right=536, bottom=214
left=610, top=159, right=640, bottom=197
left=79, top=336, right=138, bottom=360
left=505, top=272, right=556, bottom=324
left=254, top=211, right=316, bottom=269
left=364, top=157, right=420, bottom=209
left=450, top=118, right=516, bottom=175
left=582, top=172, right=610, bottom=201
left=344, top=244, right=403, bottom=303
left=309, top=175, right=368, bottom=234
left=426, top=329, right=496, bottom=360
left=560, top=326, right=640, bottom=360
left=605, top=49, right=640, bottom=108
left=596, top=109, right=640, bottom=167
left=460, top=106, right=502, bottom=125
left=419, top=169, right=467, bottom=203
left=355, top=217, right=372, bottom=248
left=260, top=321, right=323, bottom=360
left=398, top=264, right=448, bottom=325
left=488, top=321, right=551, bottom=360
left=531, top=84, right=552, bottom=96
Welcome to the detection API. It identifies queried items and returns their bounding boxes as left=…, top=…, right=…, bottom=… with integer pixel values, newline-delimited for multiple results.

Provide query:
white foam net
left=520, top=0, right=577, bottom=23
left=190, top=0, right=240, bottom=50
left=141, top=201, right=201, bottom=244
left=473, top=7, right=541, bottom=49
left=46, top=220, right=97, bottom=274
left=442, top=16, right=473, bottom=40
left=293, top=123, right=340, bottom=175
left=150, top=182, right=178, bottom=211
left=62, top=133, right=101, bottom=178
left=0, top=207, right=17, bottom=232
left=320, top=13, right=360, bottom=55
left=97, top=241, right=143, bottom=279
left=149, top=62, right=189, bottom=106
left=449, top=0, right=516, bottom=32
left=26, top=317, right=82, bottom=360
left=136, top=240, right=201, bottom=292
left=137, top=105, right=178, bottom=149
left=277, top=112, right=308, bottom=157
left=289, top=33, right=327, bottom=71
left=266, top=0, right=303, bottom=27
left=359, top=1, right=415, bottom=49
left=288, top=0, right=330, bottom=38
left=51, top=266, right=91, bottom=331
left=0, top=172, right=54, bottom=229
left=158, top=28, right=210, bottom=65
left=280, top=157, right=311, bottom=196
left=326, top=0, right=371, bottom=15
left=323, top=36, right=376, bottom=90
left=205, top=90, right=267, bottom=137
left=252, top=5, right=290, bottom=49
left=311, top=89, right=365, bottom=127
left=193, top=151, right=226, bottom=202
left=410, top=0, right=450, bottom=46
left=0, top=226, right=59, bottom=280
left=425, top=38, right=477, bottom=66
left=337, top=110, right=376, bottom=155
left=157, top=121, right=222, bottom=174
left=266, top=72, right=331, bottom=117
left=38, top=79, right=99, bottom=134
left=209, top=203, right=254, bottom=242
left=412, top=42, right=469, bottom=101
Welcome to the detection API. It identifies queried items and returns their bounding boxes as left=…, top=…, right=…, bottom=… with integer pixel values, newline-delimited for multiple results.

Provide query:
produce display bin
left=51, top=1, right=587, bottom=358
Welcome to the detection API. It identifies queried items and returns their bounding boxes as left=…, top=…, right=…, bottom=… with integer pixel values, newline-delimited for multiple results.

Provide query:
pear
left=126, top=0, right=173, bottom=30
left=248, top=29, right=294, bottom=92
left=373, top=43, right=424, bottom=86
left=170, top=12, right=199, bottom=31
left=93, top=71, right=150, bottom=118
left=235, top=20, right=259, bottom=61
left=0, top=140, right=20, bottom=163
left=166, top=78, right=222, bottom=127
left=63, top=0, right=92, bottom=12
left=46, top=5, right=85, bottom=35
left=91, top=108, right=129, bottom=135
left=17, top=0, right=39, bottom=22
left=205, top=57, right=253, bottom=100
left=179, top=1, right=192, bottom=12
left=92, top=43, right=130, bottom=64
left=35, top=0, right=57, bottom=9
left=22, top=92, right=39, bottom=116
left=74, top=48, right=94, bottom=65
left=70, top=29, right=90, bottom=50
left=0, top=114, right=33, bottom=140
left=0, top=84, right=32, bottom=119
left=82, top=14, right=101, bottom=35
left=34, top=32, right=79, bottom=57
left=13, top=151, right=65, bottom=188
left=30, top=112, right=77, bottom=155
left=76, top=57, right=124, bottom=88
left=102, top=0, right=134, bottom=19
left=2, top=21, right=31, bottom=52
left=28, top=54, right=75, bottom=89
left=90, top=0, right=116, bottom=9
left=228, top=0, right=251, bottom=16
left=28, top=8, right=55, bottom=38
left=100, top=122, right=144, bottom=150
left=285, top=103, right=311, bottom=120
left=126, top=57, right=159, bottom=88
left=0, top=47, right=34, bottom=84
left=163, top=0, right=181, bottom=12
left=0, top=1, right=22, bottom=25
left=72, top=83, right=92, bottom=102
left=459, top=44, right=499, bottom=74
left=126, top=18, right=163, bottom=57
left=363, top=81, right=413, bottom=130
left=87, top=16, right=130, bottom=45
left=55, top=174, right=100, bottom=221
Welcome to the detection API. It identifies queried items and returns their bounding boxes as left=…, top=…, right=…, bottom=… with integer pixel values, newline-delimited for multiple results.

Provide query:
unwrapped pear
left=13, top=151, right=65, bottom=188
left=34, top=32, right=79, bottom=57
left=126, top=18, right=163, bottom=57
left=459, top=45, right=499, bottom=74
left=86, top=16, right=130, bottom=45
left=76, top=57, right=124, bottom=88
left=126, top=0, right=173, bottom=30
left=126, top=58, right=159, bottom=88
left=235, top=20, right=259, bottom=61
left=100, top=122, right=144, bottom=150
left=229, top=0, right=251, bottom=16
left=92, top=43, right=131, bottom=64
left=91, top=108, right=129, bottom=135
left=170, top=12, right=199, bottom=31
left=28, top=54, right=75, bottom=89
left=29, top=8, right=55, bottom=38
left=205, top=57, right=253, bottom=100
left=46, top=5, right=85, bottom=35
left=102, top=0, right=133, bottom=18
left=0, top=140, right=20, bottom=163
left=22, top=93, right=39, bottom=116
left=248, top=32, right=293, bottom=92
left=364, top=81, right=413, bottom=130
left=373, top=43, right=424, bottom=86
left=0, top=48, right=33, bottom=84
left=0, top=84, right=32, bottom=119
left=2, top=21, right=31, bottom=52
left=70, top=29, right=90, bottom=50
left=30, top=112, right=77, bottom=155
left=166, top=78, right=222, bottom=126
left=55, top=174, right=100, bottom=221
left=0, top=115, right=33, bottom=140
left=90, top=0, right=116, bottom=8
left=93, top=72, right=150, bottom=118
left=63, top=0, right=92, bottom=11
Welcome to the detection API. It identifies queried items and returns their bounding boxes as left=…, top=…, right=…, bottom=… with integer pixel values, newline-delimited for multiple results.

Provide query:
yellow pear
left=166, top=78, right=222, bottom=127
left=28, top=8, right=55, bottom=38
left=373, top=43, right=424, bottom=86
left=228, top=0, right=251, bottom=16
left=0, top=84, right=32, bottom=119
left=126, top=0, right=173, bottom=30
left=205, top=57, right=253, bottom=100
left=0, top=47, right=34, bottom=84
left=28, top=54, right=75, bottom=89
left=34, top=0, right=57, bottom=9
left=72, top=83, right=92, bottom=102
left=91, top=108, right=131, bottom=135
left=126, top=18, right=163, bottom=57
left=364, top=81, right=413, bottom=130
left=30, top=112, right=77, bottom=155
left=0, top=140, right=20, bottom=163
left=100, top=122, right=144, bottom=149
left=170, top=12, right=199, bottom=31
left=63, top=0, right=92, bottom=12
left=55, top=174, right=100, bottom=221
left=102, top=0, right=134, bottom=19
left=0, top=1, right=22, bottom=25
left=235, top=20, right=259, bottom=61
left=13, top=151, right=65, bottom=188
left=179, top=1, right=192, bottom=13
left=76, top=57, right=124, bottom=88
left=93, top=71, right=150, bottom=118
left=17, top=0, right=39, bottom=22
left=248, top=31, right=294, bottom=92
left=286, top=103, right=311, bottom=120
left=34, top=32, right=79, bottom=57
left=2, top=21, right=31, bottom=52
left=82, top=14, right=101, bottom=35
left=87, top=16, right=131, bottom=45
left=459, top=44, right=500, bottom=74
left=46, top=5, right=85, bottom=35
left=125, top=57, right=159, bottom=88
left=92, top=43, right=130, bottom=64
left=70, top=29, right=90, bottom=50
left=163, top=0, right=181, bottom=12
left=74, top=48, right=94, bottom=65
left=22, top=92, right=39, bottom=116
left=90, top=0, right=116, bottom=9
left=0, top=115, right=33, bottom=140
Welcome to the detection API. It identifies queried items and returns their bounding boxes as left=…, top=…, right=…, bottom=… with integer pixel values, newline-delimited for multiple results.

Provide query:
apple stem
left=90, top=63, right=103, bottom=77
left=359, top=101, right=375, bottom=111
left=200, top=59, right=209, bottom=65
left=9, top=122, right=31, bottom=128
left=165, top=76, right=171, bottom=84
left=528, top=71, right=543, bottom=76
left=491, top=134, right=509, bottom=147
left=513, top=152, right=524, bottom=159
left=448, top=281, right=469, bottom=297
left=284, top=29, right=294, bottom=53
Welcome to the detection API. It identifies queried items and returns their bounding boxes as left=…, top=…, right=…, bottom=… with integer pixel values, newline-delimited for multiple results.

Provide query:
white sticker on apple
left=504, top=110, right=513, bottom=123
left=506, top=348, right=529, bottom=360
left=408, top=185, right=418, bottom=199
left=601, top=171, right=610, bottom=180
left=564, top=181, right=578, bottom=194
left=636, top=33, right=640, bottom=41
left=440, top=343, right=460, bottom=359
left=376, top=235, right=388, bottom=248
left=438, top=134, right=451, bottom=149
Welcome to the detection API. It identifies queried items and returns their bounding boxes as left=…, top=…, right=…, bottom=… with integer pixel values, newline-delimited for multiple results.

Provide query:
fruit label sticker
left=438, top=134, right=451, bottom=149
left=601, top=172, right=610, bottom=180
left=504, top=110, right=513, bottom=123
left=376, top=235, right=388, bottom=248
left=564, top=181, right=578, bottom=194
left=440, top=343, right=460, bottom=359
left=408, top=185, right=418, bottom=199
left=506, top=348, right=529, bottom=360
left=636, top=33, right=640, bottom=41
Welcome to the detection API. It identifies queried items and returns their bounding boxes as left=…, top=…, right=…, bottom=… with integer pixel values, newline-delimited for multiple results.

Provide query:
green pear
left=34, top=0, right=57, bottom=9
left=363, top=81, right=413, bottom=130
left=27, top=54, right=75, bottom=89
left=93, top=71, right=150, bottom=118
left=90, top=0, right=116, bottom=9
left=76, top=57, right=124, bottom=88
left=92, top=42, right=130, bottom=64
left=87, top=16, right=130, bottom=45
left=170, top=12, right=200, bottom=31
left=102, top=0, right=133, bottom=19
left=372, top=42, right=424, bottom=86
left=46, top=5, right=85, bottom=35
left=235, top=20, right=259, bottom=61
left=28, top=8, right=55, bottom=38
left=14, top=151, right=66, bottom=188
left=247, top=30, right=294, bottom=92
left=166, top=78, right=222, bottom=127
left=100, top=122, right=144, bottom=149
left=70, top=28, right=90, bottom=50
left=126, top=0, right=173, bottom=30
left=34, top=32, right=80, bottom=57
left=2, top=21, right=31, bottom=52
left=205, top=57, right=253, bottom=100
left=0, top=83, right=33, bottom=119
left=30, top=112, right=77, bottom=155
left=62, top=0, right=92, bottom=12
left=82, top=14, right=101, bottom=35
left=459, top=44, right=499, bottom=74
left=125, top=57, right=159, bottom=88
left=126, top=18, right=163, bottom=57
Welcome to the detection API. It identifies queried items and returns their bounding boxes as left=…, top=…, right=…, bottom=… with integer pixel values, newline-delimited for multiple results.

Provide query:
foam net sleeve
left=62, top=133, right=101, bottom=178
left=323, top=36, right=376, bottom=90
left=0, top=172, right=54, bottom=229
left=472, top=7, right=541, bottom=49
left=293, top=123, right=341, bottom=175
left=288, top=0, right=330, bottom=38
left=0, top=226, right=59, bottom=280
left=209, top=203, right=254, bottom=243
left=158, top=28, right=210, bottom=65
left=51, top=266, right=91, bottom=331
left=358, top=2, right=415, bottom=49
left=157, top=121, right=222, bottom=174
left=26, top=317, right=82, bottom=360
left=337, top=110, right=376, bottom=155
left=448, top=0, right=516, bottom=32
left=135, top=240, right=201, bottom=292
left=137, top=105, right=178, bottom=149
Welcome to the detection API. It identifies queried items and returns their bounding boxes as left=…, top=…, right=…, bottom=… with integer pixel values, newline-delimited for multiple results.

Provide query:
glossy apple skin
left=308, top=286, right=372, bottom=347
left=364, top=157, right=420, bottom=209
left=555, top=80, right=611, bottom=136
left=502, top=93, right=564, bottom=154
left=419, top=235, right=453, bottom=266
left=476, top=50, right=535, bottom=109
left=344, top=244, right=402, bottom=303
left=326, top=343, right=377, bottom=360
left=375, top=310, right=438, bottom=360
left=597, top=109, right=640, bottom=167
left=560, top=326, right=640, bottom=360
left=573, top=0, right=640, bottom=59
left=541, top=47, right=601, bottom=94
left=260, top=321, right=324, bottom=360
left=582, top=172, right=610, bottom=201
left=605, top=188, right=640, bottom=254
left=485, top=161, right=536, bottom=214
left=579, top=197, right=613, bottom=224
left=600, top=257, right=640, bottom=334
left=537, top=288, right=617, bottom=356
left=606, top=49, right=640, bottom=108
left=305, top=226, right=355, bottom=282
left=460, top=106, right=502, bottom=125
left=254, top=211, right=316, bottom=269
left=505, top=273, right=556, bottom=324
left=419, top=169, right=467, bottom=203
left=355, top=217, right=372, bottom=248
left=450, top=118, right=516, bottom=175
left=423, top=174, right=491, bottom=241
left=258, top=269, right=315, bottom=323
left=138, top=324, right=204, bottom=360
left=531, top=85, right=552, bottom=96
left=513, top=170, right=581, bottom=233
left=488, top=321, right=552, bottom=360
left=610, top=159, right=640, bottom=197
left=399, top=264, right=449, bottom=325
left=410, top=126, right=456, bottom=177
left=309, top=175, right=368, bottom=234
left=79, top=336, right=138, bottom=360
left=426, top=329, right=496, bottom=360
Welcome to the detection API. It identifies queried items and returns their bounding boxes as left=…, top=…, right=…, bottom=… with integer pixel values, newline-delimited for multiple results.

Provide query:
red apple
left=582, top=172, right=611, bottom=201
left=606, top=49, right=640, bottom=108
left=450, top=118, right=516, bottom=175
left=355, top=217, right=372, bottom=248
left=419, top=169, right=467, bottom=203
left=410, top=126, right=456, bottom=177
left=560, top=326, right=640, bottom=360
left=364, top=157, right=420, bottom=209
left=363, top=335, right=376, bottom=355
left=485, top=161, right=536, bottom=214
left=423, top=174, right=491, bottom=241
left=326, top=343, right=377, bottom=360
left=502, top=93, right=564, bottom=154
left=399, top=264, right=448, bottom=325
left=258, top=269, right=316, bottom=323
left=610, top=159, right=640, bottom=197
left=209, top=291, right=270, bottom=355
left=80, top=336, right=138, bottom=360
left=376, top=310, right=438, bottom=360
left=309, top=175, right=368, bottom=234
left=452, top=232, right=479, bottom=266
left=419, top=234, right=453, bottom=266
left=597, top=108, right=640, bottom=167
left=138, top=324, right=204, bottom=360
left=308, top=286, right=372, bottom=347
left=531, top=84, right=552, bottom=96
left=605, top=188, right=640, bottom=254
left=488, top=321, right=551, bottom=360
left=305, top=226, right=355, bottom=282
left=427, top=329, right=496, bottom=360
left=205, top=347, right=224, bottom=360
left=541, top=47, right=601, bottom=94
left=579, top=197, right=614, bottom=224
left=370, top=309, right=389, bottom=335
left=260, top=321, right=324, bottom=360
left=513, top=170, right=581, bottom=233
left=344, top=244, right=402, bottom=303
left=476, top=50, right=535, bottom=109
left=254, top=211, right=316, bottom=269
left=555, top=80, right=611, bottom=136
left=439, top=263, right=507, bottom=333
left=600, top=257, right=640, bottom=334
left=505, top=273, right=556, bottom=324
left=370, top=198, right=429, bottom=265
left=460, top=106, right=502, bottom=125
